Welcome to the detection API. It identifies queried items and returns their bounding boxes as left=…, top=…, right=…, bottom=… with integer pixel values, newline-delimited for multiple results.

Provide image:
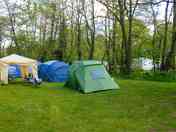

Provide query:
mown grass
left=0, top=79, right=176, bottom=132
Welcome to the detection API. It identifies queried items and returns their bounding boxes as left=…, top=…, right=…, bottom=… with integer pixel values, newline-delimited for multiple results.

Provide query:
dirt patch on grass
left=148, top=128, right=158, bottom=132
left=149, top=128, right=176, bottom=132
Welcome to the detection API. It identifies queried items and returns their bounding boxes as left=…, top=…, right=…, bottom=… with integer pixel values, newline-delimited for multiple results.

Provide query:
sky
left=96, top=1, right=172, bottom=20
left=0, top=0, right=171, bottom=20
left=96, top=1, right=173, bottom=33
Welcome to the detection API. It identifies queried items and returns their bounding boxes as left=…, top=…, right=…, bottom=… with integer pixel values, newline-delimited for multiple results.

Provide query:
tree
left=97, top=0, right=139, bottom=74
left=75, top=0, right=83, bottom=60
left=2, top=0, right=19, bottom=52
left=165, top=0, right=176, bottom=70
left=0, top=16, right=8, bottom=57
left=161, top=0, right=170, bottom=70
left=82, top=0, right=96, bottom=59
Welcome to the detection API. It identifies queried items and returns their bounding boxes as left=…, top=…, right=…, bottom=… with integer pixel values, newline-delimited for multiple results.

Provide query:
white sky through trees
left=0, top=0, right=173, bottom=37
left=0, top=0, right=172, bottom=47
left=0, top=0, right=171, bottom=20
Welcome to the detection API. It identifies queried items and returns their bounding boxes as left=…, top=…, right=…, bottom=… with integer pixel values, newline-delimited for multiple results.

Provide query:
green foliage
left=142, top=71, right=176, bottom=82
left=120, top=70, right=176, bottom=82
left=156, top=23, right=173, bottom=48
left=0, top=16, right=9, bottom=30
left=1, top=0, right=175, bottom=73
left=132, top=19, right=153, bottom=58
left=6, top=32, right=42, bottom=59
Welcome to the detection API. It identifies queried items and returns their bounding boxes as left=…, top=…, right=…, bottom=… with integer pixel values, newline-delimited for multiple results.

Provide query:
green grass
left=0, top=79, right=176, bottom=132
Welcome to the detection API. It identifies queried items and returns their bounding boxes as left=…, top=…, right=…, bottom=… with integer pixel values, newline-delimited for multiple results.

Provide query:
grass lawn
left=0, top=79, right=176, bottom=132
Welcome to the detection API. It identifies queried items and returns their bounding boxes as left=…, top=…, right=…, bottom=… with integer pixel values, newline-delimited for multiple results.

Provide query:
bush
left=142, top=71, right=176, bottom=82
left=117, top=69, right=176, bottom=82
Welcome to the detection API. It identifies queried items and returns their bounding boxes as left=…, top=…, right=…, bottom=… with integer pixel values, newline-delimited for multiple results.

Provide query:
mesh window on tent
left=91, top=70, right=105, bottom=80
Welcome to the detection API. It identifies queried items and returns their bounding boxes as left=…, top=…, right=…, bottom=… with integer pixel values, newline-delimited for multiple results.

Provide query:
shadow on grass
left=6, top=79, right=42, bottom=89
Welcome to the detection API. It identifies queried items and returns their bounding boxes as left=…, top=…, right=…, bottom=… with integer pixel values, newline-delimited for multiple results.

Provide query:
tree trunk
left=58, top=13, right=67, bottom=60
left=77, top=22, right=82, bottom=60
left=4, top=0, right=19, bottom=52
left=88, top=0, right=95, bottom=60
left=50, top=3, right=56, bottom=42
left=165, top=0, right=176, bottom=70
left=112, top=16, right=117, bottom=69
left=75, top=0, right=83, bottom=60
left=161, top=0, right=169, bottom=70
left=126, top=11, right=133, bottom=74
left=118, top=0, right=128, bottom=74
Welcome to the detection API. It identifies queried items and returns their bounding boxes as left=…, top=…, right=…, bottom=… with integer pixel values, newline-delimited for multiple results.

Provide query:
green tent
left=67, top=60, right=120, bottom=93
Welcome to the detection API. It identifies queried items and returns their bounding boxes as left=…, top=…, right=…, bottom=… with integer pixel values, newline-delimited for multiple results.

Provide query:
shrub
left=117, top=69, right=176, bottom=82
left=142, top=71, right=176, bottom=82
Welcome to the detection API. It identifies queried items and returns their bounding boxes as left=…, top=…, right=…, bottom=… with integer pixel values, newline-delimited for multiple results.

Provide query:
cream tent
left=0, top=54, right=38, bottom=84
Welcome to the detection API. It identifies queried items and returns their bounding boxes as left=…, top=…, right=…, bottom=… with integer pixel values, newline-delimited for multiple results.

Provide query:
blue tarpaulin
left=38, top=60, right=69, bottom=82
left=8, top=65, right=21, bottom=78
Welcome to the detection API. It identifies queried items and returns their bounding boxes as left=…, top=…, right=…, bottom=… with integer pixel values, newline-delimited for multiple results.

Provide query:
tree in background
left=0, top=0, right=175, bottom=75
left=165, top=0, right=176, bottom=70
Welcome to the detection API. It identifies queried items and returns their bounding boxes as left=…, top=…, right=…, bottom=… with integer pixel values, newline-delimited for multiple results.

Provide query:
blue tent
left=8, top=65, right=21, bottom=78
left=38, top=60, right=69, bottom=82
